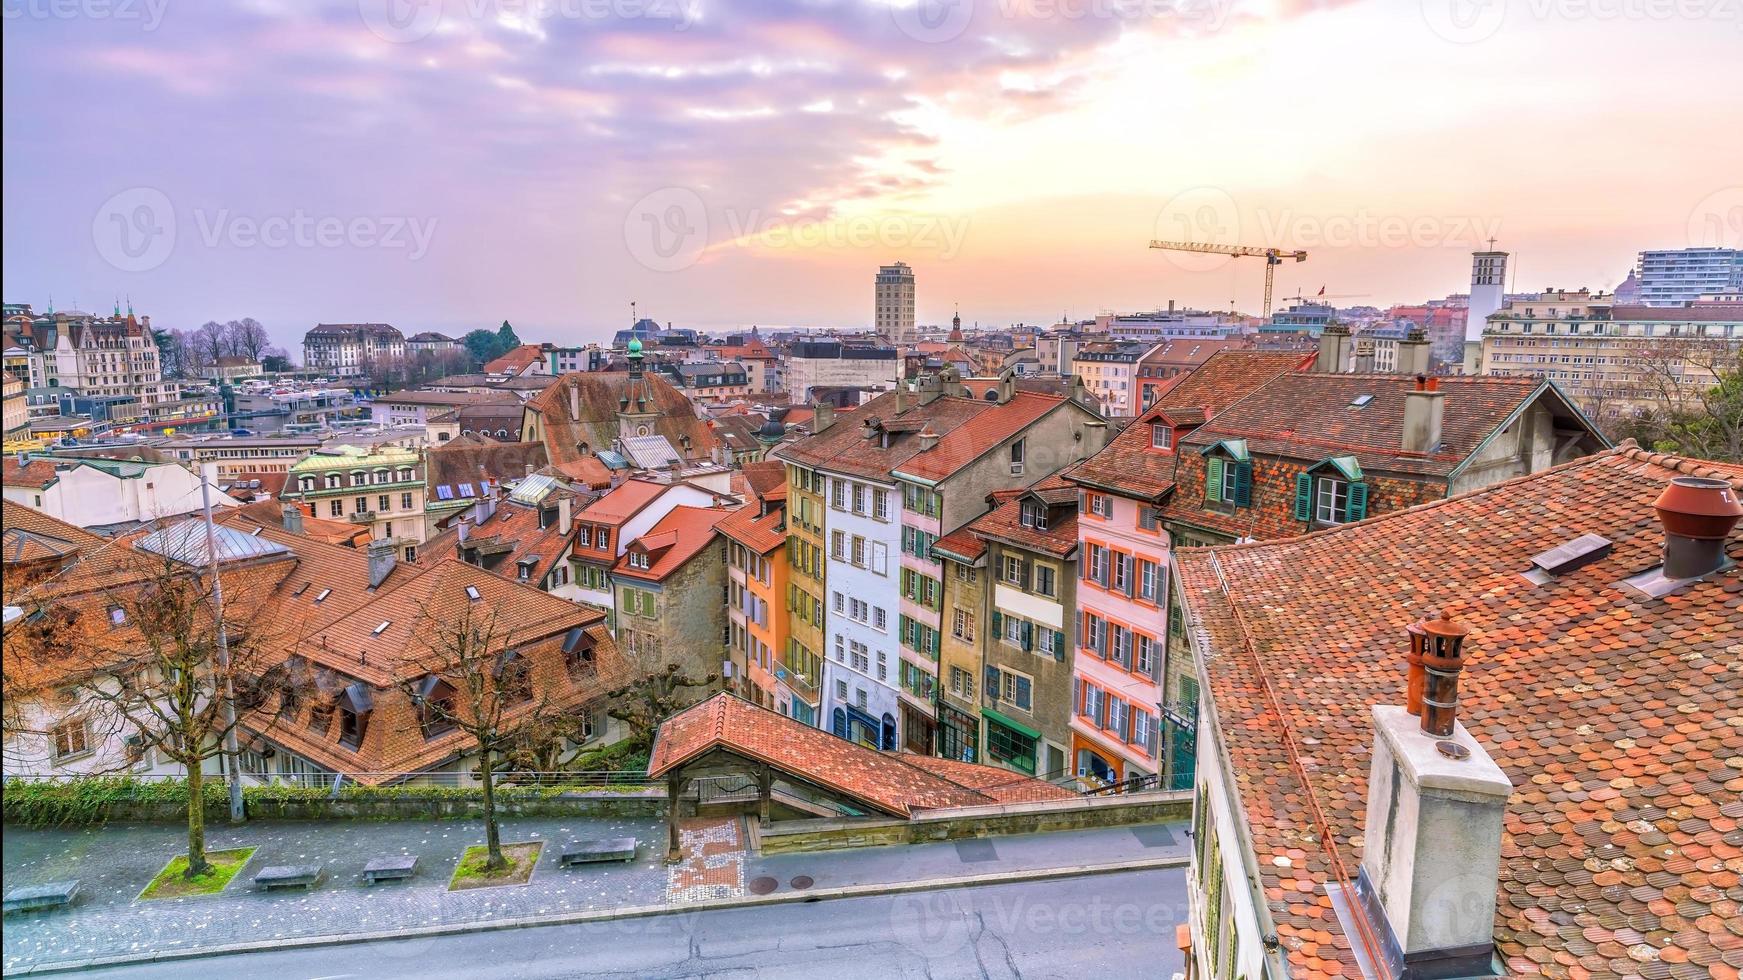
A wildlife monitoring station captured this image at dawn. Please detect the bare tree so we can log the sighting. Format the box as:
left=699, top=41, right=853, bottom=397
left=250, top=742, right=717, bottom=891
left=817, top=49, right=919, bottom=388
left=395, top=603, right=565, bottom=872
left=606, top=659, right=716, bottom=753
left=225, top=318, right=272, bottom=363
left=195, top=321, right=227, bottom=368
left=6, top=548, right=284, bottom=878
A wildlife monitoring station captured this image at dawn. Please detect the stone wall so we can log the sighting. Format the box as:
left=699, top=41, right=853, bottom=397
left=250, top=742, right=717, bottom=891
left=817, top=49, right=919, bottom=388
left=758, top=791, right=1191, bottom=854
left=6, top=787, right=665, bottom=826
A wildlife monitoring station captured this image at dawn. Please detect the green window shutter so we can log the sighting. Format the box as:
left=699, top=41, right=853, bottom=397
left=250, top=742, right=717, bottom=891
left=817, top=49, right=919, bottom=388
left=1232, top=461, right=1253, bottom=507
left=1020, top=621, right=1033, bottom=651
left=1206, top=457, right=1224, bottom=500
left=1293, top=472, right=1313, bottom=521
left=991, top=610, right=1004, bottom=636
left=1347, top=481, right=1370, bottom=522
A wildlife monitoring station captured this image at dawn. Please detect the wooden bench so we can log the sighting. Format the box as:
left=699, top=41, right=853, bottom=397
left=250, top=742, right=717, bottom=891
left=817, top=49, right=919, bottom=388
left=362, top=855, right=418, bottom=885
left=254, top=864, right=323, bottom=891
left=3, top=881, right=80, bottom=914
left=558, top=838, right=637, bottom=867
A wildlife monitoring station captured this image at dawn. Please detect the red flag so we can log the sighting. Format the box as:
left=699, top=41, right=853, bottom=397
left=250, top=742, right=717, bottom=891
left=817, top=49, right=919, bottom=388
left=1317, top=285, right=1326, bottom=297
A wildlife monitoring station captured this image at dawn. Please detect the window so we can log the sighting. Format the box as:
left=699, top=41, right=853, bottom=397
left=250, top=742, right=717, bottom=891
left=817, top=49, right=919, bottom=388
left=985, top=665, right=1033, bottom=712
left=378, top=494, right=391, bottom=512
left=1008, top=439, right=1025, bottom=474
left=1136, top=633, right=1158, bottom=676
left=1087, top=544, right=1108, bottom=585
left=338, top=706, right=369, bottom=749
left=1083, top=612, right=1106, bottom=655
left=949, top=665, right=976, bottom=700
left=1001, top=555, right=1025, bottom=585
left=874, top=490, right=890, bottom=521
left=401, top=492, right=413, bottom=510
left=497, top=652, right=533, bottom=705
left=831, top=530, right=845, bottom=559
left=852, top=484, right=867, bottom=514
left=1087, top=493, right=1112, bottom=518
left=831, top=479, right=846, bottom=510
left=107, top=604, right=127, bottom=627
left=355, top=496, right=369, bottom=514
left=1139, top=560, right=1159, bottom=602
left=1105, top=697, right=1128, bottom=739
left=1205, top=456, right=1251, bottom=507
left=985, top=717, right=1037, bottom=774
left=1150, top=424, right=1172, bottom=450
left=51, top=719, right=91, bottom=760
left=1035, top=564, right=1056, bottom=598
left=330, top=500, right=343, bottom=517
left=1019, top=500, right=1049, bottom=530
left=414, top=677, right=457, bottom=739
left=952, top=607, right=975, bottom=641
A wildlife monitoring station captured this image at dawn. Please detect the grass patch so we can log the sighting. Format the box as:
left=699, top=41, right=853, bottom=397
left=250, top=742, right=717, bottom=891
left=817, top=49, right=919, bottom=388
left=139, top=846, right=258, bottom=901
left=448, top=841, right=543, bottom=891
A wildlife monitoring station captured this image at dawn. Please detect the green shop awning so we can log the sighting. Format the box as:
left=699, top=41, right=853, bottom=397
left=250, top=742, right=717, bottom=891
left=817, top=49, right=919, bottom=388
left=982, top=707, right=1041, bottom=741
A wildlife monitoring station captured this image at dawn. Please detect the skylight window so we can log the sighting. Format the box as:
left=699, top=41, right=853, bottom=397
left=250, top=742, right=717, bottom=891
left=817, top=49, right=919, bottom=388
left=465, top=585, right=481, bottom=601
left=1349, top=394, right=1375, bottom=408
left=436, top=485, right=455, bottom=500
left=291, top=582, right=310, bottom=597
left=314, top=588, right=332, bottom=603
left=459, top=483, right=475, bottom=498
left=372, top=621, right=391, bottom=635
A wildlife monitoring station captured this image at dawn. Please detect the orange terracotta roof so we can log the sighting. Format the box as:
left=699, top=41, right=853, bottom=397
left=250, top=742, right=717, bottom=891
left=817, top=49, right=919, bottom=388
left=716, top=499, right=786, bottom=555
left=218, top=500, right=369, bottom=547
left=1175, top=445, right=1743, bottom=979
left=2, top=458, right=59, bottom=490
left=482, top=343, right=545, bottom=374
left=894, top=392, right=1071, bottom=484
left=932, top=526, right=987, bottom=562
left=577, top=478, right=668, bottom=526
left=965, top=473, right=1079, bottom=558
left=896, top=753, right=1077, bottom=804
left=1065, top=350, right=1311, bottom=500
left=650, top=693, right=1069, bottom=816
left=545, top=456, right=614, bottom=490
left=524, top=371, right=720, bottom=465
left=613, top=505, right=730, bottom=582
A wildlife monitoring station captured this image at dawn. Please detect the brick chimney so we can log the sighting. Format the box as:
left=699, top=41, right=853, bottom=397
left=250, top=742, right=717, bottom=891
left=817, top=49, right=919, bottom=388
left=918, top=425, right=940, bottom=452
left=1354, top=617, right=1511, bottom=979
left=366, top=537, right=396, bottom=589
left=1652, top=476, right=1743, bottom=579
left=281, top=503, right=305, bottom=535
left=1401, top=375, right=1445, bottom=454
left=1315, top=323, right=1352, bottom=373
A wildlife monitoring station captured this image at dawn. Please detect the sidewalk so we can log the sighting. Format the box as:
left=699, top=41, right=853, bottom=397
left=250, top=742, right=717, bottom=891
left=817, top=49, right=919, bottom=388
left=1, top=815, right=1189, bottom=973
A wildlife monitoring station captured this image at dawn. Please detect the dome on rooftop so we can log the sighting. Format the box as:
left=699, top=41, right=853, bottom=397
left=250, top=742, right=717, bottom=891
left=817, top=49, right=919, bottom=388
left=627, top=338, right=643, bottom=355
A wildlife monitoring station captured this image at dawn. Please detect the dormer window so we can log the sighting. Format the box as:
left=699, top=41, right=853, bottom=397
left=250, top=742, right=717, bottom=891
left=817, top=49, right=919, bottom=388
left=1019, top=500, right=1049, bottom=531
left=495, top=651, right=533, bottom=705
left=1294, top=456, right=1369, bottom=526
left=412, top=675, right=458, bottom=739
left=1150, top=424, right=1172, bottom=450
left=562, top=626, right=597, bottom=676
left=337, top=683, right=372, bottom=749
left=1201, top=440, right=1252, bottom=508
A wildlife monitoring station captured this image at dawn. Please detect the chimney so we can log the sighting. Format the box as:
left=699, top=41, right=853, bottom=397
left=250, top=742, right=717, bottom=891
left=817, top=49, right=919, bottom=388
left=456, top=516, right=470, bottom=543
left=366, top=537, right=395, bottom=589
left=812, top=401, right=836, bottom=434
left=1356, top=617, right=1512, bottom=979
left=1315, top=323, right=1352, bottom=373
left=1353, top=339, right=1376, bottom=374
left=1652, top=476, right=1743, bottom=579
left=567, top=380, right=580, bottom=421
left=281, top=503, right=305, bottom=535
left=996, top=368, right=1015, bottom=404
left=918, top=425, right=940, bottom=451
left=558, top=494, right=572, bottom=535
left=1397, top=328, right=1431, bottom=377
left=1401, top=375, right=1445, bottom=454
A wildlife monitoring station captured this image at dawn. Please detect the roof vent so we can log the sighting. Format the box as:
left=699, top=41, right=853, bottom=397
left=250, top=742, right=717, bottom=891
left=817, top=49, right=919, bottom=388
left=1522, top=532, right=1612, bottom=583
left=1654, top=476, right=1741, bottom=580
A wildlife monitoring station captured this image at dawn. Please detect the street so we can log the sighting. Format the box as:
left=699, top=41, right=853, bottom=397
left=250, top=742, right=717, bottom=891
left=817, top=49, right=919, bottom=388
left=76, top=868, right=1187, bottom=979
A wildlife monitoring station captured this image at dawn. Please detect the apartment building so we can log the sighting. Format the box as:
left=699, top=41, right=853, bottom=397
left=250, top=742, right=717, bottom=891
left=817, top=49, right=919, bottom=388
left=781, top=443, right=831, bottom=728
left=567, top=478, right=718, bottom=618
left=610, top=505, right=733, bottom=701
left=2, top=455, right=239, bottom=531
left=1480, top=294, right=1741, bottom=412
left=875, top=261, right=916, bottom=345
left=159, top=435, right=324, bottom=481
left=718, top=463, right=788, bottom=712
left=1633, top=246, right=1743, bottom=306
left=301, top=323, right=406, bottom=378
left=284, top=444, right=428, bottom=560
left=1070, top=341, right=1155, bottom=418
left=1, top=308, right=178, bottom=413
left=776, top=369, right=1107, bottom=752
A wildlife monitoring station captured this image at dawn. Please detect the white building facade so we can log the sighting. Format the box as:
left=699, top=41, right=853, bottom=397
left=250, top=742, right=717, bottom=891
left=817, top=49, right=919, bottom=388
left=818, top=469, right=902, bottom=749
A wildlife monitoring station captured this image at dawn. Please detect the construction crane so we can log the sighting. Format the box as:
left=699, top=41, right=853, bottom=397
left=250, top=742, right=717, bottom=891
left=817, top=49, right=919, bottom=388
left=1148, top=240, right=1307, bottom=317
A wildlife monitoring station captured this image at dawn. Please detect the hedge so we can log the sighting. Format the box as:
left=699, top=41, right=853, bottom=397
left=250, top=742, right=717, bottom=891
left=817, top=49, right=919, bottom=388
left=3, top=777, right=657, bottom=828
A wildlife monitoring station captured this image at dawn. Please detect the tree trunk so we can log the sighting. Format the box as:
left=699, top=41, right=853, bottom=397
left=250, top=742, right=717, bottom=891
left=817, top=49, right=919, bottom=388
left=184, top=766, right=210, bottom=879
left=480, top=745, right=504, bottom=871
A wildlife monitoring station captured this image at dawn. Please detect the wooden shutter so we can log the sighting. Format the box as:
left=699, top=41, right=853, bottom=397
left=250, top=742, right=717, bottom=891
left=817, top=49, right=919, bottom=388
left=991, top=610, right=1004, bottom=637
left=1294, top=472, right=1314, bottom=521
left=1232, top=461, right=1253, bottom=507
left=1020, top=620, right=1034, bottom=652
left=1206, top=457, right=1224, bottom=501
left=1347, top=481, right=1370, bottom=522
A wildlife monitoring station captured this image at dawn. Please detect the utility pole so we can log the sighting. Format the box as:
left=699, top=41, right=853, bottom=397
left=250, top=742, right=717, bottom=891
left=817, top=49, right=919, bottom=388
left=199, top=464, right=247, bottom=824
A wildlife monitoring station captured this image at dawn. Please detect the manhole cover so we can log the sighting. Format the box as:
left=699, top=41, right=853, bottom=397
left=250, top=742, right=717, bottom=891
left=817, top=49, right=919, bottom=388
left=748, top=876, right=779, bottom=895
left=789, top=875, right=814, bottom=890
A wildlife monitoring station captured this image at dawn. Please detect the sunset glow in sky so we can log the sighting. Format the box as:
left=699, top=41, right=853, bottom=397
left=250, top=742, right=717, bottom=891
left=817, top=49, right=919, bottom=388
left=5, top=0, right=1741, bottom=348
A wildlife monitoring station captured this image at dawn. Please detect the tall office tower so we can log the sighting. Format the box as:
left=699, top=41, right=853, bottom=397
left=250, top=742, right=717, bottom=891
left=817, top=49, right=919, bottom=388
left=1462, top=249, right=1508, bottom=373
left=875, top=261, right=916, bottom=345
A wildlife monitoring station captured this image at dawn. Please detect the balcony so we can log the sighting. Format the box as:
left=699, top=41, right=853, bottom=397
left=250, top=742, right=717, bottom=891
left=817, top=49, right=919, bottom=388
left=774, top=662, right=818, bottom=702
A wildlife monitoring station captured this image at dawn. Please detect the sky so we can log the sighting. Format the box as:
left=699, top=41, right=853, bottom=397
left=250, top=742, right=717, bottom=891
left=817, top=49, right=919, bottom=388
left=4, top=0, right=1741, bottom=352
